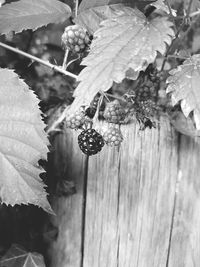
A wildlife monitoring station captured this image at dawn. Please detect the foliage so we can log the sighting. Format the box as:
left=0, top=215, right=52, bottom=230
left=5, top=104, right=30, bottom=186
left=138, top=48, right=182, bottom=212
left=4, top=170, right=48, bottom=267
left=0, top=0, right=199, bottom=262
left=0, top=0, right=71, bottom=34
left=71, top=6, right=174, bottom=111
left=0, top=0, right=198, bottom=209
left=0, top=244, right=46, bottom=267
left=167, top=55, right=200, bottom=129
left=0, top=69, right=52, bottom=213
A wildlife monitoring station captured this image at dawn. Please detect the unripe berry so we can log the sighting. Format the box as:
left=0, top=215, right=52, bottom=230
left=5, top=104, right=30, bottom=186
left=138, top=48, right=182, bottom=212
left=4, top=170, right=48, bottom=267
left=62, top=25, right=90, bottom=54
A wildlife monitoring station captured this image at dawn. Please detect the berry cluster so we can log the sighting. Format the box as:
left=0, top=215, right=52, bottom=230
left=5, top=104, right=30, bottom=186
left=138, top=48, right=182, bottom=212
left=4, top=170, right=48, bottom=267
left=62, top=58, right=165, bottom=155
left=122, top=65, right=163, bottom=129
left=62, top=25, right=90, bottom=54
left=64, top=98, right=126, bottom=155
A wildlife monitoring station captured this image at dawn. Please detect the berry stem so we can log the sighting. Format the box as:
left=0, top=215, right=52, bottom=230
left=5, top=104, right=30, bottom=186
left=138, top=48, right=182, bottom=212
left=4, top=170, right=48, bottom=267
left=62, top=49, right=69, bottom=70
left=0, top=41, right=78, bottom=80
left=75, top=0, right=79, bottom=17
left=105, top=93, right=127, bottom=103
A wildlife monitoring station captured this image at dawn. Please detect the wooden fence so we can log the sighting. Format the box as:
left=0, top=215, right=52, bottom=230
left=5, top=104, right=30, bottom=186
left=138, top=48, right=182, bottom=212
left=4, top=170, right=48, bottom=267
left=48, top=116, right=200, bottom=267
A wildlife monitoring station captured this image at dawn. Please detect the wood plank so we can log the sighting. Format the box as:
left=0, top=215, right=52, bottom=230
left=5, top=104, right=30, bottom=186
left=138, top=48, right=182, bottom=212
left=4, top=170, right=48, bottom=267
left=83, top=118, right=178, bottom=267
left=48, top=129, right=85, bottom=267
left=168, top=135, right=200, bottom=267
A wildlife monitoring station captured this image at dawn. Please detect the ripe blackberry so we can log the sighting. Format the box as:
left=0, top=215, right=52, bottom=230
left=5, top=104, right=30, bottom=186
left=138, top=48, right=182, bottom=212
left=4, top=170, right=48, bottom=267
left=103, top=100, right=125, bottom=124
left=62, top=25, right=90, bottom=53
left=103, top=127, right=123, bottom=146
left=78, top=129, right=104, bottom=155
left=65, top=108, right=86, bottom=129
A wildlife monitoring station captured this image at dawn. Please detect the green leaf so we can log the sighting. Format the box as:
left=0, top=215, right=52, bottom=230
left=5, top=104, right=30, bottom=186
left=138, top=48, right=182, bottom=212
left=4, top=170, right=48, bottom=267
left=151, top=0, right=177, bottom=16
left=0, top=0, right=71, bottom=35
left=79, top=0, right=134, bottom=11
left=0, top=0, right=5, bottom=8
left=79, top=0, right=155, bottom=11
left=0, top=68, right=52, bottom=214
left=76, top=0, right=155, bottom=34
left=167, top=54, right=200, bottom=130
left=75, top=4, right=133, bottom=34
left=0, top=244, right=46, bottom=267
left=169, top=111, right=200, bottom=137
left=71, top=7, right=174, bottom=111
left=168, top=0, right=200, bottom=13
left=184, top=0, right=200, bottom=12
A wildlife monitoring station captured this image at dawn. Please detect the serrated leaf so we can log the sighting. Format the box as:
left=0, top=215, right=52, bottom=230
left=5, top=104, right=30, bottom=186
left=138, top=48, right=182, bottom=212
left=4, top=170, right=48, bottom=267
left=169, top=0, right=200, bottom=12
left=76, top=0, right=155, bottom=34
left=71, top=7, right=174, bottom=111
left=75, top=4, right=134, bottom=34
left=0, top=244, right=46, bottom=267
left=0, top=0, right=71, bottom=35
left=0, top=0, right=5, bottom=8
left=79, top=0, right=154, bottom=11
left=151, top=0, right=177, bottom=16
left=167, top=54, right=200, bottom=130
left=79, top=0, right=135, bottom=11
left=169, top=110, right=200, bottom=137
left=184, top=0, right=200, bottom=12
left=0, top=68, right=52, bottom=214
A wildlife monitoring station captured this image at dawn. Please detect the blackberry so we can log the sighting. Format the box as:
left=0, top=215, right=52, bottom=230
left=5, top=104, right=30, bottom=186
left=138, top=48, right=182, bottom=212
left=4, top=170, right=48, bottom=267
left=103, top=100, right=125, bottom=124
left=62, top=25, right=90, bottom=53
left=65, top=108, right=86, bottom=129
left=103, top=127, right=123, bottom=146
left=78, top=129, right=104, bottom=155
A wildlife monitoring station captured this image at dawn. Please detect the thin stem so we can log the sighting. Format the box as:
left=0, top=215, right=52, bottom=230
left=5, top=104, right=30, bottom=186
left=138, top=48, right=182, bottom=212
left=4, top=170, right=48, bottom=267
left=161, top=0, right=193, bottom=71
left=62, top=49, right=69, bottom=70
left=66, top=55, right=80, bottom=68
left=105, top=93, right=127, bottom=103
left=165, top=0, right=177, bottom=31
left=0, top=41, right=78, bottom=80
left=166, top=54, right=188, bottom=60
left=190, top=10, right=200, bottom=17
left=75, top=0, right=79, bottom=17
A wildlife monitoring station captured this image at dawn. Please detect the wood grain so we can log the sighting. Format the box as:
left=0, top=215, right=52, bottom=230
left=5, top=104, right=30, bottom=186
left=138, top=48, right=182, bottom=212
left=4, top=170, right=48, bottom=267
left=83, top=118, right=178, bottom=267
left=168, top=136, right=200, bottom=267
left=48, top=129, right=86, bottom=267
left=49, top=117, right=200, bottom=267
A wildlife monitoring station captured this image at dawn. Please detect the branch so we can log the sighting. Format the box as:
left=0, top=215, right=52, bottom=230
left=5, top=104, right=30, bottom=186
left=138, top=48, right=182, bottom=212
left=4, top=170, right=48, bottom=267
left=161, top=0, right=194, bottom=71
left=190, top=9, right=200, bottom=17
left=0, top=41, right=78, bottom=80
